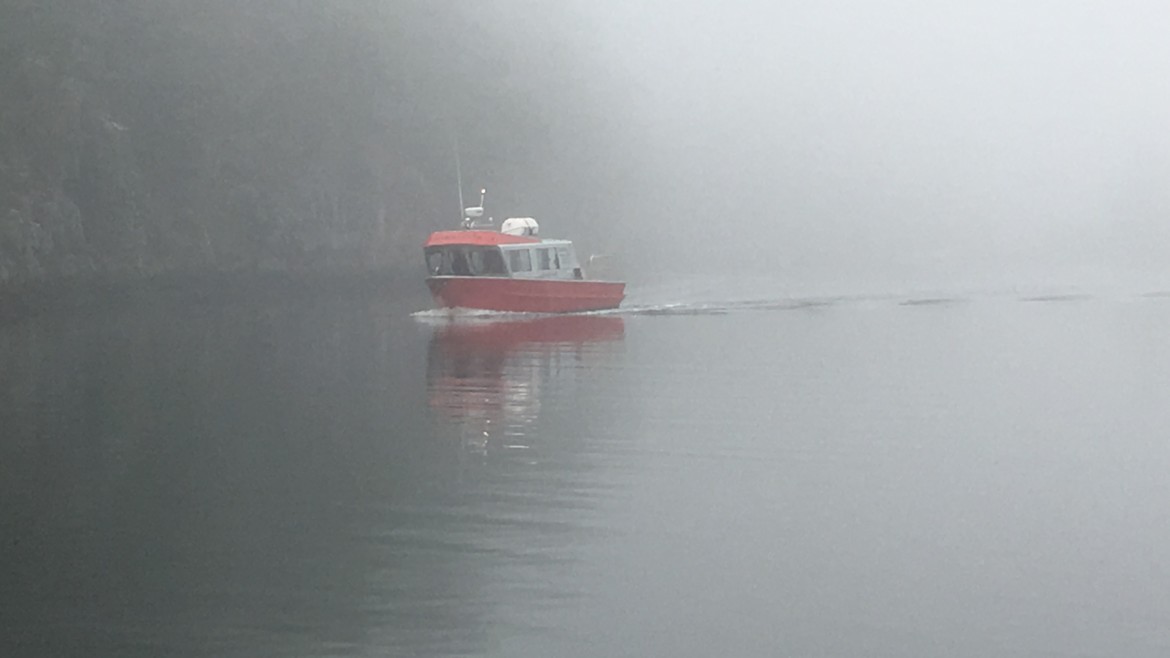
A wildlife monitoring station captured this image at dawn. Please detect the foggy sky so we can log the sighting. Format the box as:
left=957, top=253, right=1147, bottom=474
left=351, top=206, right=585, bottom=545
left=494, top=0, right=1170, bottom=292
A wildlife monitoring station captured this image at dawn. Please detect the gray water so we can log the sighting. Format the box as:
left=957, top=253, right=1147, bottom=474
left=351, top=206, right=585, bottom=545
left=3, top=289, right=1170, bottom=657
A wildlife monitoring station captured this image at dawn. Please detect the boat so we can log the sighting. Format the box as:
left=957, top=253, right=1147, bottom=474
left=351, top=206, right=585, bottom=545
left=422, top=190, right=625, bottom=313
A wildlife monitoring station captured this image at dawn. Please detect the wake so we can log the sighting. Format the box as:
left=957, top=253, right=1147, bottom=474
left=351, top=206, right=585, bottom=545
left=412, top=285, right=1170, bottom=321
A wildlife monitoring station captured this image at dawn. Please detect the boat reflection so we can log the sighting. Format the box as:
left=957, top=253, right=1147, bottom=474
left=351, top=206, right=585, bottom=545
left=426, top=315, right=625, bottom=457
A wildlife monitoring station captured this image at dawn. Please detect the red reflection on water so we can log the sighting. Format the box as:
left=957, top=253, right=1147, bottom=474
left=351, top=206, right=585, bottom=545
left=426, top=315, right=624, bottom=454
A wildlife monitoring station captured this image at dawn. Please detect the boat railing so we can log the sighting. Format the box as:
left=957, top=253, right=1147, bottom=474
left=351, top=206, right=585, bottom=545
left=461, top=216, right=495, bottom=230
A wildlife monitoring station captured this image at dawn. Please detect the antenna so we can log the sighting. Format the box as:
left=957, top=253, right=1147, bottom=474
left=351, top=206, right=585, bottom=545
left=452, top=135, right=489, bottom=229
left=453, top=136, right=465, bottom=222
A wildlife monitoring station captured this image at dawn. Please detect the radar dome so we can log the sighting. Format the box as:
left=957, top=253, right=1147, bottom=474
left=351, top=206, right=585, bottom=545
left=500, top=217, right=539, bottom=237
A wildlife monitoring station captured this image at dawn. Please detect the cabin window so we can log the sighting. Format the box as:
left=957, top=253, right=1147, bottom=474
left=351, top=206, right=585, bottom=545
left=537, top=248, right=553, bottom=270
left=469, top=248, right=506, bottom=275
left=425, top=246, right=506, bottom=276
left=556, top=247, right=571, bottom=270
left=450, top=249, right=471, bottom=275
left=426, top=250, right=443, bottom=275
left=507, top=249, right=532, bottom=272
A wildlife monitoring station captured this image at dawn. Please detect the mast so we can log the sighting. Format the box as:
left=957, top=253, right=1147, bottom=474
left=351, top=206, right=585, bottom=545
left=453, top=135, right=465, bottom=223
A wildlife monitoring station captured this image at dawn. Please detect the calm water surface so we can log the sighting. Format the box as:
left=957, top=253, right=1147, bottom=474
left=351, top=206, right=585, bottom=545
left=3, top=291, right=1170, bottom=657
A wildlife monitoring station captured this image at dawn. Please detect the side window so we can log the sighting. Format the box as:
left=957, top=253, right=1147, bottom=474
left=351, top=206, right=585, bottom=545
left=556, top=247, right=571, bottom=270
left=507, top=249, right=532, bottom=272
left=537, top=248, right=552, bottom=270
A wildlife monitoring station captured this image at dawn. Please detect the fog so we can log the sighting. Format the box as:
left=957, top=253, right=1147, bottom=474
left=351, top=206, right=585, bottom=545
left=495, top=0, right=1170, bottom=293
left=8, top=5, right=1170, bottom=655
left=5, top=1, right=1163, bottom=294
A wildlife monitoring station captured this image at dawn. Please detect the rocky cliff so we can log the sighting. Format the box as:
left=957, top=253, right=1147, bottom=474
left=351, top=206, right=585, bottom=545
left=0, top=1, right=621, bottom=295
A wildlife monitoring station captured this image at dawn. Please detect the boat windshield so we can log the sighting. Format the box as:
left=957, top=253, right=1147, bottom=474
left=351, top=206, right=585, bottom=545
left=425, top=246, right=507, bottom=276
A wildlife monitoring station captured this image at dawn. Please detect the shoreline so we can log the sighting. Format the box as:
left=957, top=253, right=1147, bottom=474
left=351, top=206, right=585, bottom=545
left=0, top=267, right=427, bottom=324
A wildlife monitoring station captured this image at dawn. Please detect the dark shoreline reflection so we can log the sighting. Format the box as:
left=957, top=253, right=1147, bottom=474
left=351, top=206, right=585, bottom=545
left=0, top=301, right=441, bottom=657
left=2, top=303, right=629, bottom=657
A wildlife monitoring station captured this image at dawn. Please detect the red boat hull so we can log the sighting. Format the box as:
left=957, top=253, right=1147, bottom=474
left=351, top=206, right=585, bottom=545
left=426, top=276, right=625, bottom=313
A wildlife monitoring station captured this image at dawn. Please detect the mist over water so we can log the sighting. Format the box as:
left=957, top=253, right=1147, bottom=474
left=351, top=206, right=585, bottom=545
left=545, top=1, right=1170, bottom=292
